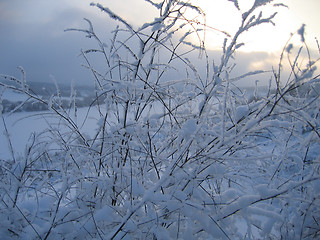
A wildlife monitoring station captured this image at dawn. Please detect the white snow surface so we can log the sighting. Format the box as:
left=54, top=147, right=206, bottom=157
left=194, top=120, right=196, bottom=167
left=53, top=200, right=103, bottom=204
left=0, top=107, right=99, bottom=160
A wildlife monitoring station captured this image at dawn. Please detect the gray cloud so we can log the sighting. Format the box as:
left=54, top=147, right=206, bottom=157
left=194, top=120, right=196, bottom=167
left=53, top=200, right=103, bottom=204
left=0, top=1, right=117, bottom=86
left=2, top=0, right=314, bottom=89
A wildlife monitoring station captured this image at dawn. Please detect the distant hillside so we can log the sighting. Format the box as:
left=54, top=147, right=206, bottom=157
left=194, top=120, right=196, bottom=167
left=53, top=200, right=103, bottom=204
left=1, top=81, right=97, bottom=113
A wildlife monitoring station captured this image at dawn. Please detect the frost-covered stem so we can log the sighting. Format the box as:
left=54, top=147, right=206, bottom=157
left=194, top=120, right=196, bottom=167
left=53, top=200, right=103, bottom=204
left=99, top=113, right=108, bottom=165
left=12, top=183, right=21, bottom=209
left=11, top=134, right=35, bottom=208
left=93, top=112, right=109, bottom=198
left=18, top=66, right=27, bottom=91
left=200, top=2, right=278, bottom=116
left=108, top=167, right=172, bottom=239
left=5, top=193, right=42, bottom=239
left=123, top=100, right=129, bottom=129
left=266, top=82, right=298, bottom=117
left=300, top=196, right=317, bottom=239
left=91, top=211, right=104, bottom=240
left=52, top=128, right=81, bottom=170
left=147, top=129, right=161, bottom=182
left=0, top=79, right=90, bottom=149
left=134, top=32, right=159, bottom=121
left=199, top=22, right=244, bottom=116
left=43, top=192, right=64, bottom=240
left=80, top=50, right=104, bottom=116
left=1, top=115, right=16, bottom=163
left=291, top=46, right=304, bottom=97
left=221, top=176, right=320, bottom=220
left=221, top=81, right=229, bottom=143
left=80, top=49, right=103, bottom=89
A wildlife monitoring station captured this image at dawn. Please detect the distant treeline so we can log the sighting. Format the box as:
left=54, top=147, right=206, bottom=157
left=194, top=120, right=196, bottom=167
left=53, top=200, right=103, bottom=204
left=1, top=95, right=96, bottom=113
left=1, top=81, right=97, bottom=113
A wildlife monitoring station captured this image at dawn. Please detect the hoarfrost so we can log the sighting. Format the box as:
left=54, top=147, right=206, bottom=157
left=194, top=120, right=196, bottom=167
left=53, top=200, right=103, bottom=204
left=94, top=206, right=113, bottom=222
left=235, top=105, right=249, bottom=122
left=179, top=118, right=197, bottom=139
left=297, top=24, right=306, bottom=42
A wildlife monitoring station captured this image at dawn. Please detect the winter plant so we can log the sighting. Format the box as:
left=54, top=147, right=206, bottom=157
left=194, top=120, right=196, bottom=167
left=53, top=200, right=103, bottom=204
left=0, top=0, right=319, bottom=239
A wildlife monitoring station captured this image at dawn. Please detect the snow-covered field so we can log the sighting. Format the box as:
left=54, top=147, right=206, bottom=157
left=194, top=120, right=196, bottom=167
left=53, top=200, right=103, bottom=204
left=1, top=107, right=99, bottom=161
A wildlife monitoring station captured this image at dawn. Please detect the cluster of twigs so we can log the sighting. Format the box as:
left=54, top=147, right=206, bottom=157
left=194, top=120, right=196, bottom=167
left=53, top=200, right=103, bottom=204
left=0, top=0, right=319, bottom=239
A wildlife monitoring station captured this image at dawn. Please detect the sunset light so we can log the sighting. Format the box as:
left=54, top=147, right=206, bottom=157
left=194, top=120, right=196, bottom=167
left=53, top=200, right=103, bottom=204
left=187, top=0, right=319, bottom=53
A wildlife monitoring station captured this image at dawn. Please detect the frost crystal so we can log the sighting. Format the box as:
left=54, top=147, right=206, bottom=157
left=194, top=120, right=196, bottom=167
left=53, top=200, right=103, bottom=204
left=297, top=24, right=306, bottom=42
left=286, top=43, right=293, bottom=53
left=254, top=0, right=274, bottom=7
left=235, top=105, right=249, bottom=122
left=179, top=119, right=197, bottom=139
left=227, top=0, right=240, bottom=10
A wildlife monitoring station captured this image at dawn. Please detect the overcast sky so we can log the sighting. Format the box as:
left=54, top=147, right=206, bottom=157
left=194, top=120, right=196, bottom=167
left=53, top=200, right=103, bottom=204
left=0, top=0, right=319, bottom=87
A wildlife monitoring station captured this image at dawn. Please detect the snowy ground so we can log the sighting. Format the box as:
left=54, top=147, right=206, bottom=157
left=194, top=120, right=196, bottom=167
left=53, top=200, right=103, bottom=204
left=0, top=107, right=99, bottom=161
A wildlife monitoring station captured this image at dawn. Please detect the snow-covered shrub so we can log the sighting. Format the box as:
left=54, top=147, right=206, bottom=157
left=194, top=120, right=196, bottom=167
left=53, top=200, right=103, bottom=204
left=0, top=0, right=319, bottom=239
